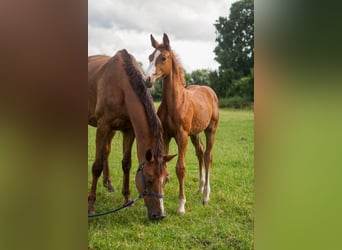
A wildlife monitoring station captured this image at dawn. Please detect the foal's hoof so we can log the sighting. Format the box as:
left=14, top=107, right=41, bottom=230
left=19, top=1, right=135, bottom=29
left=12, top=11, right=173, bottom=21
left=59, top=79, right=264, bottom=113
left=177, top=208, right=186, bottom=215
left=202, top=199, right=209, bottom=206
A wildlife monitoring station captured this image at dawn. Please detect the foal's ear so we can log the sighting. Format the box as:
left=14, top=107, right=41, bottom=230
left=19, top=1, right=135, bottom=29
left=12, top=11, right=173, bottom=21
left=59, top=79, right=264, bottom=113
left=145, top=149, right=154, bottom=162
left=163, top=33, right=170, bottom=49
left=163, top=154, right=177, bottom=163
left=150, top=34, right=159, bottom=48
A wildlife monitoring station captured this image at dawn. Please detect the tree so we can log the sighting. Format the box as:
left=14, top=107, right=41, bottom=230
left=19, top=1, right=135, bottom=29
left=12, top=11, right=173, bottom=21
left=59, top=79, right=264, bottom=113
left=214, top=0, right=254, bottom=77
left=188, top=69, right=211, bottom=86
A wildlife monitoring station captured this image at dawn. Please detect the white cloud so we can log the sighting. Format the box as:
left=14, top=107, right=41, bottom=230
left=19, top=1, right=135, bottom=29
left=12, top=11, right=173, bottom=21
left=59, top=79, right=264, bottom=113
left=88, top=0, right=235, bottom=71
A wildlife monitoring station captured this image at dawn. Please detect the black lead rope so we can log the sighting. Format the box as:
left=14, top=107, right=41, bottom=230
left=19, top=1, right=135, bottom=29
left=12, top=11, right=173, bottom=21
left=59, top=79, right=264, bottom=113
left=88, top=160, right=164, bottom=218
left=88, top=195, right=143, bottom=218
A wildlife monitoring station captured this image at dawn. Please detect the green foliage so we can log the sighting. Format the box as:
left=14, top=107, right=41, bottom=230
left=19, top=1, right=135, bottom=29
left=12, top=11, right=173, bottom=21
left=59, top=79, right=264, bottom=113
left=214, top=0, right=254, bottom=76
left=187, top=69, right=211, bottom=86
left=150, top=79, right=163, bottom=101
left=88, top=109, right=254, bottom=249
left=219, top=96, right=254, bottom=109
left=212, top=0, right=254, bottom=103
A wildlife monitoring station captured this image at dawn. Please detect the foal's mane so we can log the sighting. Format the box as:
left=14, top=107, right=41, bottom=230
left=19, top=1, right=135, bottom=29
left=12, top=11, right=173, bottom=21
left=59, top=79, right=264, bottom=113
left=168, top=49, right=186, bottom=87
left=120, top=49, right=164, bottom=166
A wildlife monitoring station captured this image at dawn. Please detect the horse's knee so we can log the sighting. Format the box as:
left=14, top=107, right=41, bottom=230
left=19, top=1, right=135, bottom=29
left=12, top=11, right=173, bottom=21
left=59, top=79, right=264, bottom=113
left=92, top=162, right=102, bottom=177
left=176, top=165, right=186, bottom=177
left=121, top=158, right=132, bottom=173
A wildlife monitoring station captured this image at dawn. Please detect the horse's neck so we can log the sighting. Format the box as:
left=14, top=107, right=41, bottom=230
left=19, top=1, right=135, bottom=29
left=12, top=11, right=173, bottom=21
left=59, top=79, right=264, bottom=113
left=126, top=102, right=155, bottom=162
left=162, top=65, right=186, bottom=105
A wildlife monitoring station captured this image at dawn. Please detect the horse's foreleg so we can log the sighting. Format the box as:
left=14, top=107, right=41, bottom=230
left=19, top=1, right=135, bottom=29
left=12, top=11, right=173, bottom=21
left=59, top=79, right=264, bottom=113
left=190, top=135, right=205, bottom=193
left=175, top=132, right=189, bottom=214
left=203, top=123, right=218, bottom=205
left=88, top=123, right=113, bottom=215
left=121, top=129, right=135, bottom=204
left=102, top=130, right=115, bottom=192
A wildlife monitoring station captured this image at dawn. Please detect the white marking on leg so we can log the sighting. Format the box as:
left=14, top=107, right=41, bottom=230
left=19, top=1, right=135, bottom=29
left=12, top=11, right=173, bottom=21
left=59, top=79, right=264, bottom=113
left=203, top=174, right=210, bottom=204
left=198, top=167, right=205, bottom=193
left=178, top=198, right=186, bottom=214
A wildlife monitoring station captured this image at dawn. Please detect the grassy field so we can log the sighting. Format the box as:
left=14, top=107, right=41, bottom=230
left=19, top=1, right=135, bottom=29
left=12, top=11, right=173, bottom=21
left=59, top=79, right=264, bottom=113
left=88, top=108, right=254, bottom=249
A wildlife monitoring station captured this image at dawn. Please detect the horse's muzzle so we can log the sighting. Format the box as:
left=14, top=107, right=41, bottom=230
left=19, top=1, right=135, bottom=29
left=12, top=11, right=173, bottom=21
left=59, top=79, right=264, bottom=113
left=145, top=77, right=153, bottom=88
left=149, top=211, right=166, bottom=220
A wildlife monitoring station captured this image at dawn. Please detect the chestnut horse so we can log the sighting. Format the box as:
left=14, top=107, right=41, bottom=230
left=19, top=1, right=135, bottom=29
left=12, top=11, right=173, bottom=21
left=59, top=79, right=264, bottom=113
left=88, top=49, right=175, bottom=220
left=145, top=34, right=219, bottom=214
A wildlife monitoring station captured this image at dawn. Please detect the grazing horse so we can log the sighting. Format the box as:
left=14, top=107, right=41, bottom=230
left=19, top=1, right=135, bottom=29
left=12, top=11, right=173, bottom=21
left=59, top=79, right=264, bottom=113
left=145, top=34, right=219, bottom=214
left=88, top=49, right=175, bottom=220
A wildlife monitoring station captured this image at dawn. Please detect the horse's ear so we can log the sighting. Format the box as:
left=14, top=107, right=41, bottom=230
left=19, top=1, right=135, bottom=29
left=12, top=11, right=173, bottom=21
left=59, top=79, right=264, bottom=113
left=163, top=154, right=177, bottom=163
left=145, top=149, right=154, bottom=162
left=163, top=33, right=170, bottom=49
left=150, top=34, right=159, bottom=48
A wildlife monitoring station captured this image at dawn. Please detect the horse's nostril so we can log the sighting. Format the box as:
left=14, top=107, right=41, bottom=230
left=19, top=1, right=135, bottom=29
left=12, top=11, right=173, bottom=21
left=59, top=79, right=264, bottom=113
left=150, top=213, right=165, bottom=220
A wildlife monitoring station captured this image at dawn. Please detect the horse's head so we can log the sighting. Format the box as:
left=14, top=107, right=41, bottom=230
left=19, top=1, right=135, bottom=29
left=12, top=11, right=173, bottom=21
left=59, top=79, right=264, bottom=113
left=135, top=149, right=176, bottom=220
left=145, top=33, right=173, bottom=87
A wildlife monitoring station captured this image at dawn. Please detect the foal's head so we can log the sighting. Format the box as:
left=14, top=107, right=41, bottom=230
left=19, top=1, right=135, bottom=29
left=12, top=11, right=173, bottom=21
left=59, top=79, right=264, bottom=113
left=145, top=33, right=174, bottom=87
left=135, top=149, right=176, bottom=220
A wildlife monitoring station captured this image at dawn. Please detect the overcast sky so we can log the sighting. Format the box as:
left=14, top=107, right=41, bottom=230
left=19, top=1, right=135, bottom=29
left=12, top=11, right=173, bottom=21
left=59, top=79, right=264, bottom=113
left=88, top=0, right=235, bottom=72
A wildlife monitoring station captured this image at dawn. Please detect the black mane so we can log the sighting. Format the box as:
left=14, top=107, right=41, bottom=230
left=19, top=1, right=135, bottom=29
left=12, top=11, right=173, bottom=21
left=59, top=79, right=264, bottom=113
left=120, top=49, right=164, bottom=165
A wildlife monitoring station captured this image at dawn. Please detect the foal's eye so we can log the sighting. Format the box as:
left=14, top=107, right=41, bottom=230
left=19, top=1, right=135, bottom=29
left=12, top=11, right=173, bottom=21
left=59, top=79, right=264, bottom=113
left=147, top=180, right=153, bottom=185
left=161, top=55, right=167, bottom=62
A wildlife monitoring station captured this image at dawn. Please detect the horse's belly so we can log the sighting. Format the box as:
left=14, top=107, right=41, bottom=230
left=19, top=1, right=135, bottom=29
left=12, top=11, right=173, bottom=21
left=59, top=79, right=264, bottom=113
left=110, top=118, right=131, bottom=130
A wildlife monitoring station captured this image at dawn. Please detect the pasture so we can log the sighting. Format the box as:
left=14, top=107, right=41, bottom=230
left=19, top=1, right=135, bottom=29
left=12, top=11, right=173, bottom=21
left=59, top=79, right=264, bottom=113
left=88, top=108, right=254, bottom=249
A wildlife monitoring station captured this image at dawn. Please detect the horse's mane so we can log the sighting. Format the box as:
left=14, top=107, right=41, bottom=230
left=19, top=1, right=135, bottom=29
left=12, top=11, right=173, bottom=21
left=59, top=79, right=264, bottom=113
left=120, top=49, right=164, bottom=168
left=169, top=50, right=186, bottom=87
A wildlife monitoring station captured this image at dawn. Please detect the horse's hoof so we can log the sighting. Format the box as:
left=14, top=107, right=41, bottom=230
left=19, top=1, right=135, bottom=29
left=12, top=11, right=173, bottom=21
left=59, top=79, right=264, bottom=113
left=202, top=199, right=209, bottom=206
left=177, top=209, right=186, bottom=215
left=88, top=210, right=96, bottom=216
left=103, top=181, right=115, bottom=192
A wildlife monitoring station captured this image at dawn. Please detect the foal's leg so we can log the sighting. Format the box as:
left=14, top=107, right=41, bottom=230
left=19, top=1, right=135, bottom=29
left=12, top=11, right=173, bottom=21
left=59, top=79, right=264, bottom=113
left=175, top=131, right=189, bottom=214
left=190, top=135, right=205, bottom=193
left=102, top=130, right=115, bottom=192
left=121, top=129, right=135, bottom=204
left=163, top=133, right=171, bottom=155
left=88, top=123, right=113, bottom=215
left=203, top=123, right=218, bottom=205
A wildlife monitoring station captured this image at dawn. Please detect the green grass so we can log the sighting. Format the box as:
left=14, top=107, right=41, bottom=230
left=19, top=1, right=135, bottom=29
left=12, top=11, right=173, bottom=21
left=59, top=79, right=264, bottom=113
left=88, top=109, right=254, bottom=249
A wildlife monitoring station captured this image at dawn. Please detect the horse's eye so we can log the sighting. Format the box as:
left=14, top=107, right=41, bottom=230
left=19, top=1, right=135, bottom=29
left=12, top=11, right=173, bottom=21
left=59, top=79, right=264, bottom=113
left=147, top=179, right=153, bottom=185
left=161, top=55, right=167, bottom=62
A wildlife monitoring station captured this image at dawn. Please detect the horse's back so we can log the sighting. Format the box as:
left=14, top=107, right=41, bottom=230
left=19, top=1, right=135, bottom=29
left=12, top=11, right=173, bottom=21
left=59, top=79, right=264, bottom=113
left=88, top=54, right=122, bottom=127
left=88, top=51, right=141, bottom=129
left=187, top=85, right=219, bottom=119
left=182, top=85, right=219, bottom=134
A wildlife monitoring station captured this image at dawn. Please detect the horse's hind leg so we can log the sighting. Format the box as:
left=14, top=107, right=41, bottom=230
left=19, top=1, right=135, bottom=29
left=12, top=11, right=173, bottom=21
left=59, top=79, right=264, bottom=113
left=203, top=122, right=218, bottom=205
left=121, top=129, right=135, bottom=204
left=102, top=130, right=115, bottom=192
left=190, top=135, right=205, bottom=193
left=88, top=123, right=113, bottom=215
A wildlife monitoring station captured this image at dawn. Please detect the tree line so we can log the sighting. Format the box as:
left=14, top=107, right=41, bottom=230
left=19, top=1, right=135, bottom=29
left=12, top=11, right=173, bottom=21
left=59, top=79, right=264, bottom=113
left=151, top=0, right=254, bottom=108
